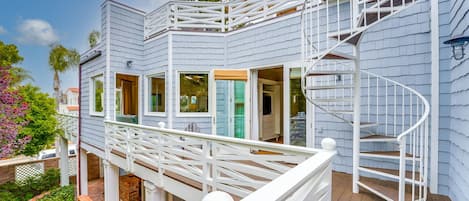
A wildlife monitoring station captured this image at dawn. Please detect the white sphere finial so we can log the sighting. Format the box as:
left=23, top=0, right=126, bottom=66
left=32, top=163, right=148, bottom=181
left=202, top=191, right=234, bottom=201
left=321, top=138, right=336, bottom=151
left=158, top=122, right=166, bottom=128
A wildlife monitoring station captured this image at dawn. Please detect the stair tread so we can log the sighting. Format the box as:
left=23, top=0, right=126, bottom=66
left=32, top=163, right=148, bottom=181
left=327, top=109, right=354, bottom=114
left=307, top=70, right=355, bottom=76
left=361, top=134, right=397, bottom=142
left=350, top=121, right=378, bottom=128
left=360, top=166, right=421, bottom=180
left=359, top=175, right=422, bottom=201
left=311, top=51, right=356, bottom=60
left=306, top=85, right=353, bottom=90
left=327, top=28, right=365, bottom=45
left=360, top=151, right=418, bottom=159
left=312, top=98, right=353, bottom=102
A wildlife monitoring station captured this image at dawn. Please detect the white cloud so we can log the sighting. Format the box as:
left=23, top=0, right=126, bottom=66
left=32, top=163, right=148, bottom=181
left=0, top=26, right=6, bottom=34
left=17, top=19, right=59, bottom=46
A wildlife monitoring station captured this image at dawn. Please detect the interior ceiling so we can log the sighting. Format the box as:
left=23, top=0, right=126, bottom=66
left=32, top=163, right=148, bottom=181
left=258, top=67, right=283, bottom=81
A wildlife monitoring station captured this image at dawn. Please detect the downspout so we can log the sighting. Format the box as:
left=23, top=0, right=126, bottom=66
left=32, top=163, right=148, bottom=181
left=77, top=64, right=82, bottom=195
left=430, top=0, right=439, bottom=194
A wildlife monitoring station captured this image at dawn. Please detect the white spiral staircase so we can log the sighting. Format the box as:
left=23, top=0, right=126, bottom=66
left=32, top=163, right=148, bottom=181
left=301, top=0, right=430, bottom=200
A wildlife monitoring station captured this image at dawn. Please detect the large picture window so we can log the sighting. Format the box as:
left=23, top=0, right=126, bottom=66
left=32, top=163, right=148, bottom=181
left=148, top=73, right=166, bottom=113
left=179, top=73, right=209, bottom=113
left=91, top=74, right=104, bottom=115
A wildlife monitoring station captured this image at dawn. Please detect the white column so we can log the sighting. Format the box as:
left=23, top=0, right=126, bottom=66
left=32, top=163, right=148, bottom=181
left=103, top=160, right=119, bottom=201
left=79, top=148, right=88, bottom=195
left=58, top=136, right=69, bottom=186
left=144, top=180, right=164, bottom=201
left=352, top=45, right=361, bottom=193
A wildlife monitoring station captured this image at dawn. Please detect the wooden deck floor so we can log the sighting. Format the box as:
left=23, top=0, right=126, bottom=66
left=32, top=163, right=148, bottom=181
left=86, top=172, right=450, bottom=201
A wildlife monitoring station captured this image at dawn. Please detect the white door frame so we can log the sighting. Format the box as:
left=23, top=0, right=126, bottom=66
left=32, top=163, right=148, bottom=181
left=210, top=71, right=250, bottom=139
left=284, top=62, right=315, bottom=148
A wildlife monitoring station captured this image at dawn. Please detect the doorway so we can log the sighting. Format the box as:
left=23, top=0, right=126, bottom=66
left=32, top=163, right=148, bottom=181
left=115, top=74, right=139, bottom=124
left=257, top=67, right=284, bottom=143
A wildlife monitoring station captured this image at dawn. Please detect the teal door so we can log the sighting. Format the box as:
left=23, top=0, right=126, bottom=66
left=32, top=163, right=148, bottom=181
left=215, top=80, right=246, bottom=139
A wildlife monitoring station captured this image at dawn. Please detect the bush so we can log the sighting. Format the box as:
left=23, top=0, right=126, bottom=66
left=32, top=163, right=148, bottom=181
left=39, top=185, right=75, bottom=201
left=0, top=169, right=60, bottom=201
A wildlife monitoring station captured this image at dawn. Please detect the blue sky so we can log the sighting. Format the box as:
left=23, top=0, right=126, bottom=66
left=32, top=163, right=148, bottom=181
left=0, top=0, right=166, bottom=94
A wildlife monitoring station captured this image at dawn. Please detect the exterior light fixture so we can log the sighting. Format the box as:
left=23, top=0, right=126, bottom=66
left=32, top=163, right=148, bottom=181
left=443, top=36, right=469, bottom=60
left=126, top=60, right=133, bottom=68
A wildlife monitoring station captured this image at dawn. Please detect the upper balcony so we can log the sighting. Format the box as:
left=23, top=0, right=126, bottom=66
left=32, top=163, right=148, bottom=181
left=144, top=0, right=304, bottom=39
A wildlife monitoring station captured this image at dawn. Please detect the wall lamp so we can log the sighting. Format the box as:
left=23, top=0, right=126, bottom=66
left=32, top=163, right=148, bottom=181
left=126, top=60, right=133, bottom=68
left=444, top=36, right=469, bottom=60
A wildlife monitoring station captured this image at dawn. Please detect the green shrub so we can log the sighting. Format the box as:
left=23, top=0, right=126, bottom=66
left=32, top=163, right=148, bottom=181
left=0, top=169, right=60, bottom=201
left=39, top=185, right=75, bottom=201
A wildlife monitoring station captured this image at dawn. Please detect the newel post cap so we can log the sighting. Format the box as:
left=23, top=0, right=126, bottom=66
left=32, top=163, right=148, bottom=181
left=321, top=138, right=336, bottom=151
left=202, top=191, right=234, bottom=201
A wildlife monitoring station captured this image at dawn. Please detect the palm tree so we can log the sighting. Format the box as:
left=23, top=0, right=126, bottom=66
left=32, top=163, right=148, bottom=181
left=48, top=44, right=80, bottom=109
left=10, top=67, right=33, bottom=86
left=88, top=30, right=100, bottom=48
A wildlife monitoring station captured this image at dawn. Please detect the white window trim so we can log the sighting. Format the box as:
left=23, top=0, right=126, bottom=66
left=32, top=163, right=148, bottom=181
left=89, top=72, right=105, bottom=117
left=144, top=71, right=167, bottom=117
left=176, top=71, right=212, bottom=117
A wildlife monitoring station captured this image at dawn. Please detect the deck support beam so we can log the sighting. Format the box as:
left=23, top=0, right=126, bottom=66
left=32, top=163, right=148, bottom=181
left=79, top=148, right=88, bottom=195
left=144, top=180, right=165, bottom=201
left=58, top=136, right=69, bottom=186
left=104, top=160, right=119, bottom=201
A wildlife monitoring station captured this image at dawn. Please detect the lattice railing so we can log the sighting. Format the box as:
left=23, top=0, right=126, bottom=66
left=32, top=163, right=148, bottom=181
left=143, top=0, right=303, bottom=39
left=104, top=120, right=336, bottom=200
left=57, top=113, right=79, bottom=143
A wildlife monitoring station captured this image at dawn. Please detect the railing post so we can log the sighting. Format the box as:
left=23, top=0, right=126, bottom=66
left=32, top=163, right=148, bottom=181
left=202, top=141, right=211, bottom=195
left=398, top=137, right=407, bottom=201
left=352, top=45, right=361, bottom=193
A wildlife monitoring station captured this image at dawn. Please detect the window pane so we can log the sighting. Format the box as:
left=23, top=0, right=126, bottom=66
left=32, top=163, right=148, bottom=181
left=94, top=76, right=104, bottom=113
left=149, top=74, right=165, bottom=112
left=290, top=68, right=306, bottom=147
left=180, top=73, right=209, bottom=113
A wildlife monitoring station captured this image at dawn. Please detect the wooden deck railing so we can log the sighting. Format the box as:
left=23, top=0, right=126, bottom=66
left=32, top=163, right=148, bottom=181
left=57, top=113, right=79, bottom=143
left=104, top=120, right=335, bottom=200
left=144, top=0, right=303, bottom=39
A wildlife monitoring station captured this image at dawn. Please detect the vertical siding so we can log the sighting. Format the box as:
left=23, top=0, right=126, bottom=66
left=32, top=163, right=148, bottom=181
left=80, top=47, right=106, bottom=148
left=446, top=0, right=469, bottom=199
left=141, top=36, right=169, bottom=127
left=171, top=34, right=225, bottom=133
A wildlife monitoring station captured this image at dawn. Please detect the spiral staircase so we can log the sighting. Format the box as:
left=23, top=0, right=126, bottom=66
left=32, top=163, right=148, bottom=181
left=300, top=0, right=430, bottom=200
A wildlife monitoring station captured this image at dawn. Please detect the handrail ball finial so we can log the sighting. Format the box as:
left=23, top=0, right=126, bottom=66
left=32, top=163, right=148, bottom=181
left=158, top=122, right=166, bottom=128
left=202, top=191, right=234, bottom=201
left=321, top=138, right=337, bottom=151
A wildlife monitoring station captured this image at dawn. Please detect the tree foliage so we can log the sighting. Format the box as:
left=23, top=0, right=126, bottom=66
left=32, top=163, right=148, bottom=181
left=0, top=66, right=30, bottom=158
left=88, top=30, right=100, bottom=48
left=18, top=85, right=58, bottom=156
left=0, top=41, right=32, bottom=86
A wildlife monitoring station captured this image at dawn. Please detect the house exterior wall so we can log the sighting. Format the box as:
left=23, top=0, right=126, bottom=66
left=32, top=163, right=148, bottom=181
left=445, top=0, right=469, bottom=199
left=77, top=0, right=465, bottom=196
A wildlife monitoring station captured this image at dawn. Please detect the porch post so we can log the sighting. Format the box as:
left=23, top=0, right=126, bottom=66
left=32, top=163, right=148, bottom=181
left=144, top=180, right=165, bottom=201
left=103, top=160, right=119, bottom=201
left=58, top=136, right=69, bottom=186
left=79, top=148, right=88, bottom=195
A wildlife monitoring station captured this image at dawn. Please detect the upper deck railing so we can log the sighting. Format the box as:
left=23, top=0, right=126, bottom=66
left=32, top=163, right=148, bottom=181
left=104, top=120, right=336, bottom=200
left=144, top=0, right=304, bottom=39
left=57, top=113, right=79, bottom=143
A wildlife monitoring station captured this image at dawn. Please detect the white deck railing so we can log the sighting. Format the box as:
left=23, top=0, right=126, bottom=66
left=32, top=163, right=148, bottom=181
left=104, top=120, right=335, bottom=200
left=144, top=0, right=303, bottom=39
left=57, top=113, right=79, bottom=143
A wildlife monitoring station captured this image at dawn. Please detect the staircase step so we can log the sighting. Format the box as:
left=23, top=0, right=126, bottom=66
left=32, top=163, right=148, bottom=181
left=358, top=175, right=423, bottom=201
left=306, top=85, right=353, bottom=90
left=350, top=121, right=379, bottom=128
left=326, top=109, right=354, bottom=114
left=310, top=51, right=356, bottom=60
left=360, top=151, right=420, bottom=161
left=307, top=70, right=355, bottom=76
left=360, top=134, right=397, bottom=142
left=327, top=28, right=365, bottom=45
left=312, top=98, right=353, bottom=103
left=359, top=166, right=422, bottom=182
left=358, top=10, right=392, bottom=27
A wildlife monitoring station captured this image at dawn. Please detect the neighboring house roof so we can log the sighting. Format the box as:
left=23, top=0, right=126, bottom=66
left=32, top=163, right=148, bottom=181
left=68, top=88, right=79, bottom=93
left=67, top=106, right=79, bottom=111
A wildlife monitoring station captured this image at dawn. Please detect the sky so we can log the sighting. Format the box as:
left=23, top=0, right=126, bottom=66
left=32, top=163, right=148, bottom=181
left=0, top=0, right=167, bottom=95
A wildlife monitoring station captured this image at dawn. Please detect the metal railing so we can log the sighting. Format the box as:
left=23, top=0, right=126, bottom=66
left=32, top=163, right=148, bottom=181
left=104, top=120, right=336, bottom=200
left=143, top=0, right=303, bottom=39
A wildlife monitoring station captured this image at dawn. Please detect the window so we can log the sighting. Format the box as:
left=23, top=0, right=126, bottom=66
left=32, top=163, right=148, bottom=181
left=91, top=74, right=104, bottom=115
left=179, top=73, right=209, bottom=113
left=147, top=73, right=166, bottom=113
